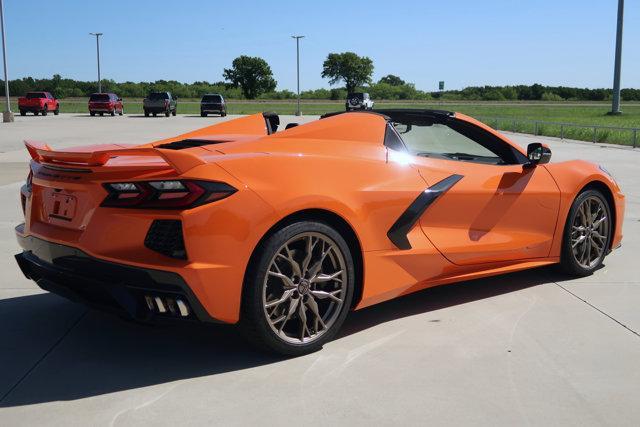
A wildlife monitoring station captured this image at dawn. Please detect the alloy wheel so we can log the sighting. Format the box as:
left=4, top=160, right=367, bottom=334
left=570, top=196, right=609, bottom=269
left=262, top=232, right=347, bottom=344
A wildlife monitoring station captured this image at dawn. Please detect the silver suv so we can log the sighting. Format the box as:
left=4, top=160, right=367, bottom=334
left=345, top=92, right=374, bottom=111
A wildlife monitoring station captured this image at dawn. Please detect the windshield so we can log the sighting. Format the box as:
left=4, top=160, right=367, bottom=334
left=26, top=92, right=46, bottom=99
left=202, top=95, right=222, bottom=102
left=89, top=94, right=110, bottom=102
left=348, top=93, right=364, bottom=100
left=148, top=92, right=169, bottom=100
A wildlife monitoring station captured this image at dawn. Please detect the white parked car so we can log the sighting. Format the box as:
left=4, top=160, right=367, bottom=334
left=345, top=92, right=374, bottom=111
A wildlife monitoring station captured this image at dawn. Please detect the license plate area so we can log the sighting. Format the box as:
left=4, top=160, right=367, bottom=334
left=45, top=192, right=77, bottom=222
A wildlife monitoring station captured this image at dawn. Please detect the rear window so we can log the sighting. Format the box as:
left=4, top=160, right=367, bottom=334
left=148, top=92, right=169, bottom=100
left=202, top=95, right=222, bottom=102
left=26, top=92, right=46, bottom=99
left=348, top=93, right=364, bottom=100
left=89, top=94, right=110, bottom=102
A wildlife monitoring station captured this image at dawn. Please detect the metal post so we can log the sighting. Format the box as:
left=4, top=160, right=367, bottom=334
left=560, top=125, right=564, bottom=140
left=90, top=33, right=103, bottom=93
left=534, top=122, right=539, bottom=135
left=610, top=0, right=624, bottom=115
left=291, top=35, right=304, bottom=116
left=633, top=129, right=637, bottom=148
left=1, top=0, right=13, bottom=122
left=593, top=127, right=597, bottom=143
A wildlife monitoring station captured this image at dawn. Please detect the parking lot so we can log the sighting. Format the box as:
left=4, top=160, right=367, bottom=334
left=0, top=114, right=639, bottom=425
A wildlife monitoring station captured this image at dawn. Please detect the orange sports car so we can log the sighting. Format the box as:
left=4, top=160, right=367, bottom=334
left=15, top=110, right=625, bottom=355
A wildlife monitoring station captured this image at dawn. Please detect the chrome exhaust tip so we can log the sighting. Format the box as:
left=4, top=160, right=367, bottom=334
left=154, top=296, right=166, bottom=313
left=176, top=299, right=190, bottom=317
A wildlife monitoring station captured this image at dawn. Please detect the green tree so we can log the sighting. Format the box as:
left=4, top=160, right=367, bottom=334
left=378, top=74, right=405, bottom=86
left=321, top=52, right=374, bottom=93
left=223, top=56, right=277, bottom=99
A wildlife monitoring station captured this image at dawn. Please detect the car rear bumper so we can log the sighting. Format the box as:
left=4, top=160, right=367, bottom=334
left=19, top=106, right=45, bottom=112
left=144, top=105, right=171, bottom=113
left=14, top=228, right=222, bottom=324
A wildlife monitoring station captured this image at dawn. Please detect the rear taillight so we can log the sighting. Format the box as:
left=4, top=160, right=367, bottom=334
left=101, top=180, right=236, bottom=209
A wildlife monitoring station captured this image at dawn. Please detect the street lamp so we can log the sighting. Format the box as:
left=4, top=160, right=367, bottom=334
left=291, top=35, right=304, bottom=116
left=609, top=0, right=624, bottom=115
left=1, top=0, right=14, bottom=123
left=89, top=32, right=103, bottom=93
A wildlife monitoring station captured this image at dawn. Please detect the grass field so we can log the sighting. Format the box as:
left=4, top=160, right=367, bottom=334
left=8, top=100, right=640, bottom=146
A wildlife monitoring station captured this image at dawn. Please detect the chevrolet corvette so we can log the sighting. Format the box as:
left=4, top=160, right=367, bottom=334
left=15, top=110, right=625, bottom=355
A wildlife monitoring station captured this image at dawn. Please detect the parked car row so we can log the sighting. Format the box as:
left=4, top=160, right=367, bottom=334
left=15, top=91, right=229, bottom=118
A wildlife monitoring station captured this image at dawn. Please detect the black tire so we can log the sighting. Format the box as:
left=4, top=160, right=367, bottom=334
left=53, top=105, right=59, bottom=115
left=110, top=109, right=115, bottom=116
left=201, top=112, right=207, bottom=117
left=165, top=109, right=170, bottom=117
left=221, top=111, right=227, bottom=117
left=90, top=111, right=95, bottom=116
left=119, top=108, right=123, bottom=116
left=240, top=221, right=355, bottom=356
left=152, top=112, right=157, bottom=117
left=144, top=110, right=149, bottom=117
left=20, top=110, right=26, bottom=116
left=33, top=111, right=39, bottom=116
left=99, top=112, right=104, bottom=116
left=41, top=106, right=48, bottom=116
left=559, top=189, right=612, bottom=276
left=171, top=108, right=177, bottom=116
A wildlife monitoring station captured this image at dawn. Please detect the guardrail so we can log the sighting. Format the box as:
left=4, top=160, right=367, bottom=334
left=478, top=116, right=639, bottom=148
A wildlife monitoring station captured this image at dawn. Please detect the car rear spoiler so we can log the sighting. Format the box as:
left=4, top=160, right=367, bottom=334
left=24, top=141, right=206, bottom=175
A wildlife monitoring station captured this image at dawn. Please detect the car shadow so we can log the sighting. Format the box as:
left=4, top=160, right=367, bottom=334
left=0, top=265, right=572, bottom=407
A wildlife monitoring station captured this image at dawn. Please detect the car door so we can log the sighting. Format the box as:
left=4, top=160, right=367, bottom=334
left=391, top=119, right=560, bottom=265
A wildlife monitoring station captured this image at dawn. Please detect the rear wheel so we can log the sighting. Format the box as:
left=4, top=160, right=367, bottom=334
left=171, top=108, right=177, bottom=116
left=165, top=109, right=170, bottom=117
left=110, top=109, right=115, bottom=116
left=20, top=110, right=26, bottom=116
left=144, top=110, right=149, bottom=117
left=241, top=221, right=354, bottom=356
left=201, top=112, right=207, bottom=117
left=152, top=112, right=157, bottom=117
left=99, top=112, right=104, bottom=116
left=53, top=105, right=59, bottom=115
left=560, top=189, right=612, bottom=276
left=41, top=105, right=48, bottom=116
left=90, top=111, right=96, bottom=116
left=221, top=111, right=227, bottom=117
left=33, top=111, right=39, bottom=116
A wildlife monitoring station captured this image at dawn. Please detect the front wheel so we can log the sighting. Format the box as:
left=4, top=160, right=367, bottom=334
left=165, top=109, right=170, bottom=117
left=110, top=109, right=115, bottom=116
left=53, top=105, right=60, bottom=115
left=20, top=110, right=26, bottom=116
left=241, top=221, right=354, bottom=356
left=201, top=111, right=207, bottom=117
left=41, top=106, right=48, bottom=116
left=560, top=189, right=612, bottom=276
left=144, top=110, right=149, bottom=117
left=171, top=108, right=177, bottom=116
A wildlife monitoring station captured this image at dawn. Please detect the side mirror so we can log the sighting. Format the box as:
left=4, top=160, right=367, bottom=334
left=525, top=143, right=552, bottom=167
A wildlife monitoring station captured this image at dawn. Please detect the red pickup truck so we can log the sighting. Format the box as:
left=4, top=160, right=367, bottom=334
left=18, top=92, right=60, bottom=116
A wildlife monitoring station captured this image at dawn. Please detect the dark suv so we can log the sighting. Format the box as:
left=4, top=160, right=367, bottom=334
left=200, top=94, right=227, bottom=117
left=143, top=92, right=177, bottom=117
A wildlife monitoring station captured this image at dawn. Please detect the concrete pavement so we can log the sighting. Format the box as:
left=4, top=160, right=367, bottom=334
left=0, top=114, right=638, bottom=426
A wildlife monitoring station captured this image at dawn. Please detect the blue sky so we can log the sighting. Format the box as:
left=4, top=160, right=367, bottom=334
left=3, top=0, right=638, bottom=91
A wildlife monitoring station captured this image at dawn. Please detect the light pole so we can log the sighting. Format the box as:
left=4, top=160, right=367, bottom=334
left=89, top=32, right=103, bottom=93
left=291, top=35, right=304, bottom=116
left=609, top=0, right=624, bottom=115
left=1, top=0, right=14, bottom=123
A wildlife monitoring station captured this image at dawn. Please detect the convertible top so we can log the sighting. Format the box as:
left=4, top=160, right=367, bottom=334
left=320, top=108, right=455, bottom=124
